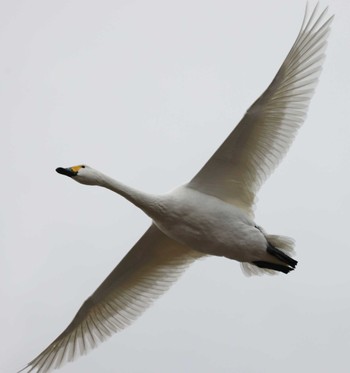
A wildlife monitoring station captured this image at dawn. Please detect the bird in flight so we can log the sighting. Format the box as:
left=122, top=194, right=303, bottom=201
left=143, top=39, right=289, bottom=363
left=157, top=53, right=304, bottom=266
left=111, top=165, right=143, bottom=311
left=21, top=4, right=333, bottom=372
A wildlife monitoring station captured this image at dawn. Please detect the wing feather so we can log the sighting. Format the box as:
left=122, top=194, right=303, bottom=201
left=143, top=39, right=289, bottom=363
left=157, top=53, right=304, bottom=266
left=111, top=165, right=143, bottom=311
left=21, top=225, right=202, bottom=373
left=188, top=4, right=333, bottom=217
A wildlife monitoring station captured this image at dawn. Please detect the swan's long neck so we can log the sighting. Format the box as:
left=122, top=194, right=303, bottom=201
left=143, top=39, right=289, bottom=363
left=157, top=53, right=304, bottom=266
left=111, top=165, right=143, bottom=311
left=98, top=173, right=162, bottom=217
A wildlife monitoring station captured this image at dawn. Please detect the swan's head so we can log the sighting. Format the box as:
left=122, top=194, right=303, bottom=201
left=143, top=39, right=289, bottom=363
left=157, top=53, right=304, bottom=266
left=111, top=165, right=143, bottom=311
left=56, top=165, right=103, bottom=186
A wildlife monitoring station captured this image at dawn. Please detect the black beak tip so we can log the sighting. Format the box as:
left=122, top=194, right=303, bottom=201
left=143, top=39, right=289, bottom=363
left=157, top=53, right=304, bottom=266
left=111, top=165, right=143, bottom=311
left=56, top=167, right=76, bottom=177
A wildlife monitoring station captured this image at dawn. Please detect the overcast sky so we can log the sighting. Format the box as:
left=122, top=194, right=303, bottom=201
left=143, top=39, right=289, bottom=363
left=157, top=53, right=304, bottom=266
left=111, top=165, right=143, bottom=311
left=2, top=0, right=350, bottom=372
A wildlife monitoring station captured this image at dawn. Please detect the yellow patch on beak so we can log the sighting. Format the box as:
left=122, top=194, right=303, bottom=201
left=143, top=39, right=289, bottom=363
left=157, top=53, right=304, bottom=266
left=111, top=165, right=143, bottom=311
left=71, top=165, right=83, bottom=173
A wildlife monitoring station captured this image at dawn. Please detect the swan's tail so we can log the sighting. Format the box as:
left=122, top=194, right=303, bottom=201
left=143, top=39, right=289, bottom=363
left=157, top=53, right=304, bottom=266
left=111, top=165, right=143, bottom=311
left=266, top=243, right=297, bottom=268
left=241, top=234, right=297, bottom=276
left=252, top=243, right=297, bottom=274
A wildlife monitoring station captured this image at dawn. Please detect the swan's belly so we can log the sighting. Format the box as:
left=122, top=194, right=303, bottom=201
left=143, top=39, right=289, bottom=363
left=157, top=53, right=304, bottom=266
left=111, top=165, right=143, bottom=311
left=152, top=187, right=267, bottom=262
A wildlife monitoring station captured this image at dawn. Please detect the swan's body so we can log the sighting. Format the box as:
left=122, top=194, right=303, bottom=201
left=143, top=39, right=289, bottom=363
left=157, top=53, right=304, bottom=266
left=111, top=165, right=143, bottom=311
left=147, top=186, right=266, bottom=261
left=21, top=4, right=333, bottom=373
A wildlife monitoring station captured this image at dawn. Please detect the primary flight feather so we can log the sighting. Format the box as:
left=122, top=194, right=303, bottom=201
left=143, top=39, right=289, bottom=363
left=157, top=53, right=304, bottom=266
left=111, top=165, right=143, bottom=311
left=21, top=4, right=333, bottom=372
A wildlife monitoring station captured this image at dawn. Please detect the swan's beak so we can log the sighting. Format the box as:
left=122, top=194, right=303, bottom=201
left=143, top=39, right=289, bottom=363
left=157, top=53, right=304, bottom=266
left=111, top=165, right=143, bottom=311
left=56, top=167, right=78, bottom=177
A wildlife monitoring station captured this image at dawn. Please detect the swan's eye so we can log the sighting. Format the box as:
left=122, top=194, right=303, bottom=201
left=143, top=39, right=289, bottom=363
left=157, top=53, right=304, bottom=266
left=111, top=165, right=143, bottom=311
left=81, top=165, right=85, bottom=168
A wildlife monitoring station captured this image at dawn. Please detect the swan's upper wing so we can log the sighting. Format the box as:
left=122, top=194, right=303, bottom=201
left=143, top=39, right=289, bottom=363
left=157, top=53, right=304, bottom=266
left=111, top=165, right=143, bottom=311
left=21, top=225, right=203, bottom=373
left=188, top=5, right=333, bottom=217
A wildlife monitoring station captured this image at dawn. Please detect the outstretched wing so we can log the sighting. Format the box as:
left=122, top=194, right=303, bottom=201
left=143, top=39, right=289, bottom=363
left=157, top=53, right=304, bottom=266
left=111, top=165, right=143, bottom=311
left=188, top=4, right=333, bottom=217
left=21, top=225, right=203, bottom=373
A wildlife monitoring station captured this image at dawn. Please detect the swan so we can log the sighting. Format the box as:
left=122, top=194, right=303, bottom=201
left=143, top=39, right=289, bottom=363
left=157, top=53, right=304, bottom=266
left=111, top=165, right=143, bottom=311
left=21, top=4, right=333, bottom=373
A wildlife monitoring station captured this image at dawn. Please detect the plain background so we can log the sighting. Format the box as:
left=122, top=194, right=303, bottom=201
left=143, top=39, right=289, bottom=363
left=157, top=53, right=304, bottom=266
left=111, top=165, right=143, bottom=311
left=1, top=0, right=349, bottom=372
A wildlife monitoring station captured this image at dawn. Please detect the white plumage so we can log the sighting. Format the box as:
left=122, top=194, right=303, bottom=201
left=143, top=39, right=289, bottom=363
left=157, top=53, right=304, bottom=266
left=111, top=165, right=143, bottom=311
left=20, top=4, right=333, bottom=372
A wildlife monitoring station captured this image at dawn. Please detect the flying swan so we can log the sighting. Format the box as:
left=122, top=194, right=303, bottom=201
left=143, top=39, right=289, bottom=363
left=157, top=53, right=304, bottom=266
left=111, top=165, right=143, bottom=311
left=21, top=4, right=333, bottom=372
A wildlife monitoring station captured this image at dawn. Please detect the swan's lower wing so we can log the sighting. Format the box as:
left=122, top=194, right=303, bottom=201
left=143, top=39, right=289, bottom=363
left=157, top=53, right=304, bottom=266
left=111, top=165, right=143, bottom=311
left=21, top=225, right=203, bottom=373
left=188, top=4, right=333, bottom=217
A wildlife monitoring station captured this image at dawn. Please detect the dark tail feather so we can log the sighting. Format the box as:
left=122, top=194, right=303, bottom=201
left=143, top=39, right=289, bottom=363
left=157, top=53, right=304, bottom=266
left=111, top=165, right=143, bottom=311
left=252, top=261, right=294, bottom=274
left=267, top=244, right=298, bottom=268
left=252, top=244, right=298, bottom=274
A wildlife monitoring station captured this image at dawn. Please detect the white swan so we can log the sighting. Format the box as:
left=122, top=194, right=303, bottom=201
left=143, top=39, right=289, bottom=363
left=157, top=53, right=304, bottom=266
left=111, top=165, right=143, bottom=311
left=21, top=4, right=333, bottom=373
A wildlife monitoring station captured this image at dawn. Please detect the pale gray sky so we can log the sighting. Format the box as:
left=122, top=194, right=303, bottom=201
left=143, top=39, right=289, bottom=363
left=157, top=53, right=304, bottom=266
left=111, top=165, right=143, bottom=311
left=2, top=1, right=350, bottom=372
